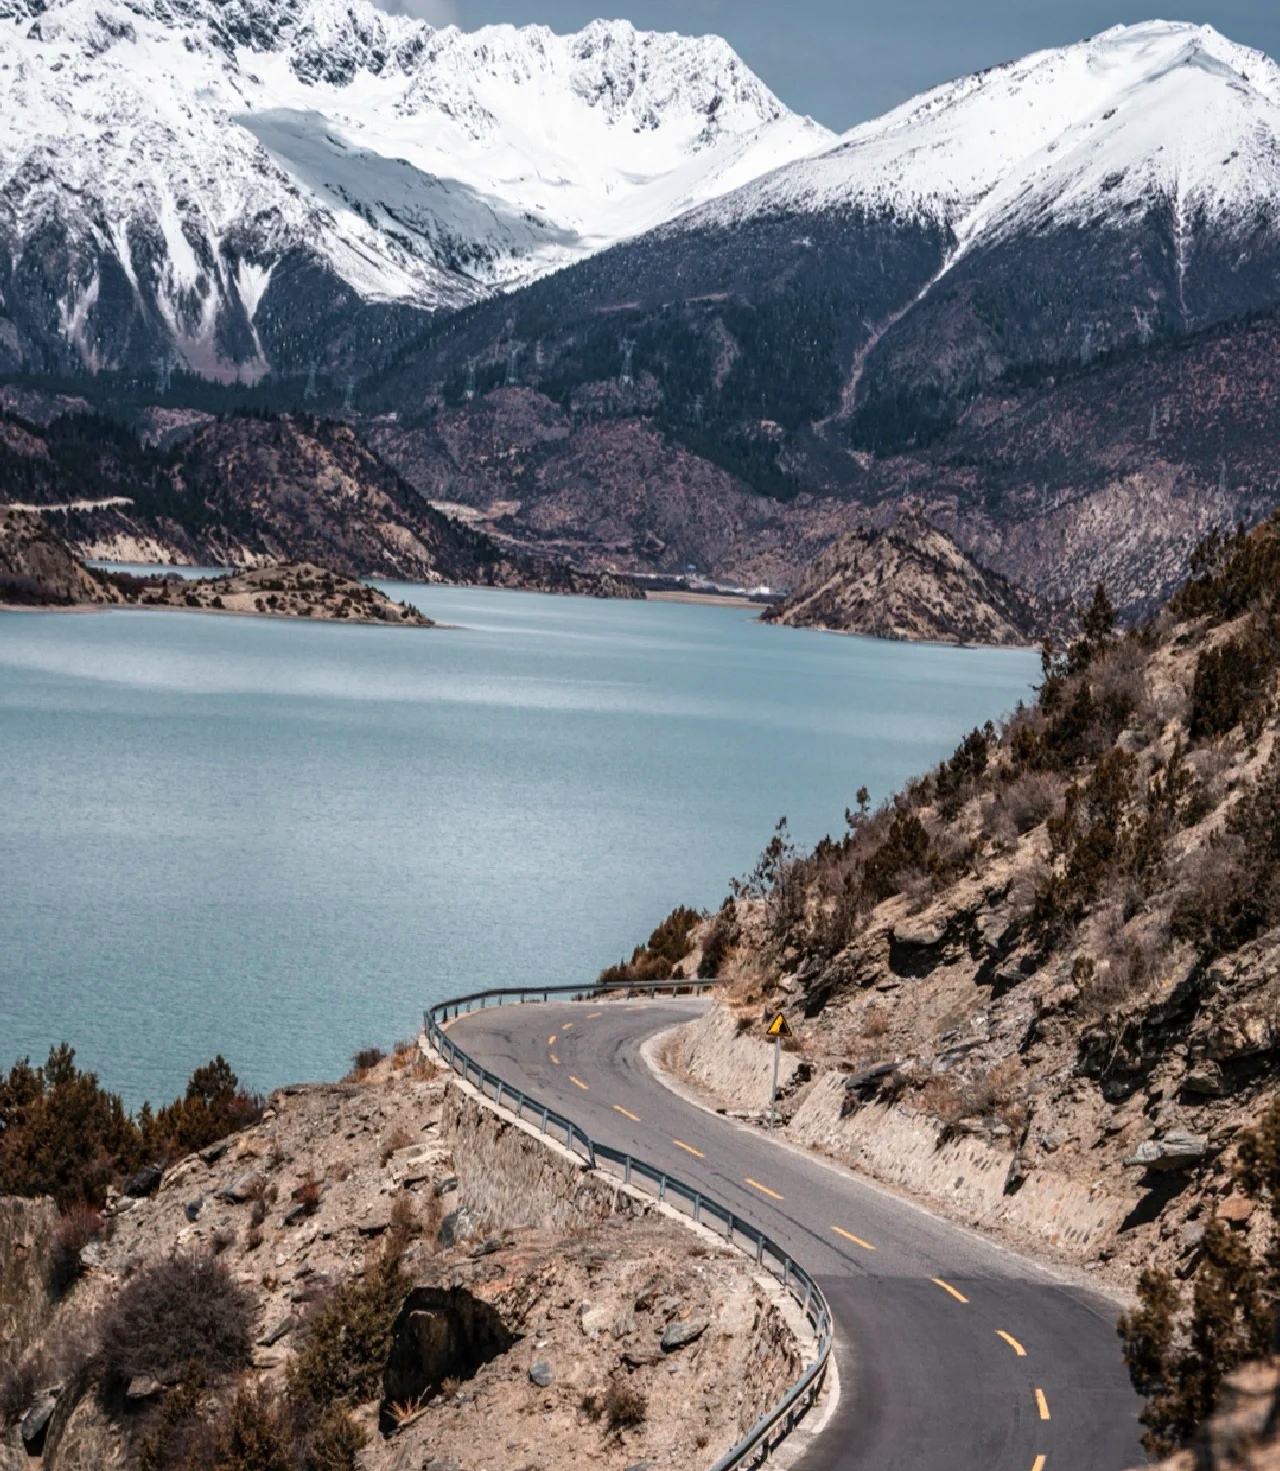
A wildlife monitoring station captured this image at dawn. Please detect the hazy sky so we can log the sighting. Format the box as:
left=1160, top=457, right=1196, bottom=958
left=380, top=0, right=1280, bottom=130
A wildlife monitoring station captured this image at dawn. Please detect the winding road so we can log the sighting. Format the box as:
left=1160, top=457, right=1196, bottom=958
left=450, top=996, right=1146, bottom=1471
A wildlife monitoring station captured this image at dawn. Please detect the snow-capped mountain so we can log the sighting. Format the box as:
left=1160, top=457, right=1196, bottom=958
left=688, top=22, right=1280, bottom=263
left=0, top=0, right=831, bottom=375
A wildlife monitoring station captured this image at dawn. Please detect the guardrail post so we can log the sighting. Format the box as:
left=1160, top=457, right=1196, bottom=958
left=659, top=1174, right=667, bottom=1202
left=541, top=1106, right=549, bottom=1132
left=693, top=1194, right=701, bottom=1225
left=495, top=1080, right=503, bottom=1109
left=783, top=1260, right=791, bottom=1295
left=756, top=1236, right=764, bottom=1265
left=624, top=1157, right=632, bottom=1186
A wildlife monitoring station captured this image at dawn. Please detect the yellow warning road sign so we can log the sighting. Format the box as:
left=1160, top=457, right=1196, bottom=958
left=766, top=1013, right=793, bottom=1038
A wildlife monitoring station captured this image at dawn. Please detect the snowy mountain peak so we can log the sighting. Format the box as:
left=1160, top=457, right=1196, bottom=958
left=0, top=0, right=831, bottom=374
left=688, top=19, right=1280, bottom=251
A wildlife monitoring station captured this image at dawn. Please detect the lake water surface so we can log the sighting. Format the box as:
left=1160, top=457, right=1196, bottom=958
left=1, top=586, right=1037, bottom=1108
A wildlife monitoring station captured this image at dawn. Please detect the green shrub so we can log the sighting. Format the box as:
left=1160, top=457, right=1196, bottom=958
left=1188, top=629, right=1273, bottom=740
left=599, top=904, right=701, bottom=985
left=860, top=808, right=931, bottom=905
left=0, top=1047, right=260, bottom=1211
left=287, top=1251, right=407, bottom=1411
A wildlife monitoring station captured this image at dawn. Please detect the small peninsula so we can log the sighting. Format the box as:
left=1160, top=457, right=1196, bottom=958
left=0, top=510, right=432, bottom=626
left=763, top=515, right=1044, bottom=647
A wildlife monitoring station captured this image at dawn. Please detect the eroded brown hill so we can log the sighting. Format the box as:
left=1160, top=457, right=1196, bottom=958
left=762, top=516, right=1044, bottom=646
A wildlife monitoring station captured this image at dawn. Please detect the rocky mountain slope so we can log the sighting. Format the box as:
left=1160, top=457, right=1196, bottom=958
left=0, top=508, right=119, bottom=605
left=0, top=1048, right=804, bottom=1470
left=761, top=516, right=1043, bottom=645
left=0, top=406, right=640, bottom=595
left=619, top=517, right=1280, bottom=1447
left=0, top=0, right=827, bottom=377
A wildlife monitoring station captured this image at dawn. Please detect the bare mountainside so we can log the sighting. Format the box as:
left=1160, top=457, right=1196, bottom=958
left=0, top=408, right=640, bottom=597
left=761, top=517, right=1043, bottom=646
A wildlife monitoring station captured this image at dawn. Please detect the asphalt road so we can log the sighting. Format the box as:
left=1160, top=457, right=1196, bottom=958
left=450, top=997, right=1147, bottom=1471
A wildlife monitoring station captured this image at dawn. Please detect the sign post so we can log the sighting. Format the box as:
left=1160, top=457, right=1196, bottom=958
left=766, top=1012, right=793, bottom=1132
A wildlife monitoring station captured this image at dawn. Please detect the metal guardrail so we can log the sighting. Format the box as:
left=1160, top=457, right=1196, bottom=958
left=424, top=980, right=832, bottom=1471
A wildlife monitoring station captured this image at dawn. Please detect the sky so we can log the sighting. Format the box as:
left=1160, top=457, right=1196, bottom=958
left=376, top=0, right=1280, bottom=130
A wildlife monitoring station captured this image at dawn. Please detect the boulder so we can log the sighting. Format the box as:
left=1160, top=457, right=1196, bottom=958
left=1124, top=1131, right=1208, bottom=1172
left=124, top=1376, right=161, bottom=1402
left=219, top=1170, right=266, bottom=1204
left=123, top=1163, right=164, bottom=1198
left=660, top=1317, right=709, bottom=1352
left=528, top=1361, right=554, bottom=1389
left=19, top=1393, right=57, bottom=1455
left=436, top=1206, right=482, bottom=1249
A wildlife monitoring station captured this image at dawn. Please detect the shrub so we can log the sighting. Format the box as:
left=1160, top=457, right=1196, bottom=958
left=211, top=1381, right=292, bottom=1471
left=291, top=1173, right=322, bottom=1216
left=0, top=1350, right=45, bottom=1425
left=0, top=1046, right=140, bottom=1209
left=860, top=808, right=931, bottom=905
left=0, top=1048, right=259, bottom=1210
left=600, top=903, right=702, bottom=985
left=288, top=1252, right=407, bottom=1411
left=49, top=1203, right=103, bottom=1294
left=586, top=1378, right=648, bottom=1433
left=350, top=1047, right=385, bottom=1075
left=298, top=1407, right=368, bottom=1471
left=380, top=1128, right=415, bottom=1166
left=984, top=771, right=1064, bottom=843
left=1188, top=628, right=1273, bottom=741
left=934, top=726, right=992, bottom=818
left=697, top=904, right=737, bottom=979
left=97, top=1256, right=254, bottom=1395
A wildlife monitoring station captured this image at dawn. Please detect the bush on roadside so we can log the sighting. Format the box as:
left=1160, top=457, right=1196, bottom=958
left=599, top=904, right=702, bottom=985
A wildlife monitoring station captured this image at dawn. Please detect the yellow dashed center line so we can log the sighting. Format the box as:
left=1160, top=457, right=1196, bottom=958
left=832, top=1226, right=876, bottom=1251
left=745, top=1177, right=784, bottom=1201
left=588, top=1012, right=603, bottom=1019
left=613, top=1105, right=640, bottom=1122
left=1035, top=1388, right=1051, bottom=1421
left=673, top=1139, right=705, bottom=1159
left=548, top=1035, right=557, bottom=1045
left=931, top=1277, right=969, bottom=1304
left=550, top=1053, right=560, bottom=1066
left=562, top=1022, right=574, bottom=1031
left=569, top=1075, right=589, bottom=1091
left=996, top=1330, right=1027, bottom=1357
left=1031, top=1458, right=1046, bottom=1471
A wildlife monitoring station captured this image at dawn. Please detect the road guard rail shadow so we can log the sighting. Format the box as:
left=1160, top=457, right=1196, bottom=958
left=424, top=981, right=832, bottom=1471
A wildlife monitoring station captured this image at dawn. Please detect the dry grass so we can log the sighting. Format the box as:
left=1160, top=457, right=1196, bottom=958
left=380, top=1128, right=415, bottom=1166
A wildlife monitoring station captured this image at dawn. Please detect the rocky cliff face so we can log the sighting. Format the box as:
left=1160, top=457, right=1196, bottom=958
left=0, top=407, right=640, bottom=596
left=648, top=517, right=1280, bottom=1305
left=761, top=517, right=1043, bottom=645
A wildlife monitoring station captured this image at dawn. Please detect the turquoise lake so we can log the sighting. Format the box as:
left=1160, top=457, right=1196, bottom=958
left=0, top=585, right=1038, bottom=1109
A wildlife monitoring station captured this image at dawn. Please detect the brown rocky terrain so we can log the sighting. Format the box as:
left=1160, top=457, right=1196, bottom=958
left=364, top=307, right=1280, bottom=621
left=0, top=509, right=120, bottom=606
left=0, top=407, right=640, bottom=600
left=761, top=516, right=1043, bottom=646
left=1, top=1049, right=807, bottom=1471
left=113, top=564, right=434, bottom=626
left=597, top=516, right=1280, bottom=1451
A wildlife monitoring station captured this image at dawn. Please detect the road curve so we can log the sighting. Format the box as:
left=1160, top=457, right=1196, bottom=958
left=450, top=997, right=1146, bottom=1471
